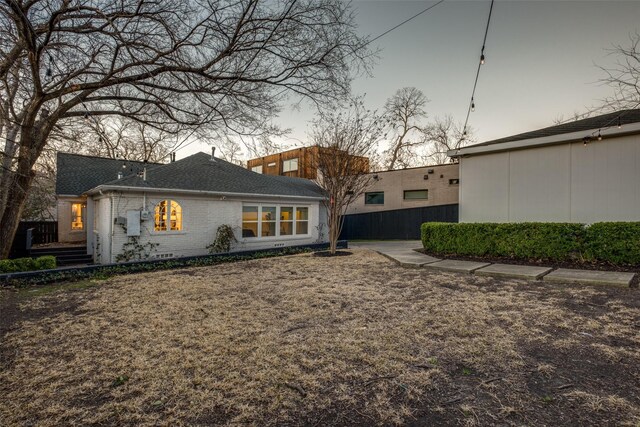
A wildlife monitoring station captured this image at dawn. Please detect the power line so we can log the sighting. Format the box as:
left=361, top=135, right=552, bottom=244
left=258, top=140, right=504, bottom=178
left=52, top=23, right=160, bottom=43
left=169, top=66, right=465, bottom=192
left=461, top=0, right=495, bottom=139
left=364, top=0, right=446, bottom=48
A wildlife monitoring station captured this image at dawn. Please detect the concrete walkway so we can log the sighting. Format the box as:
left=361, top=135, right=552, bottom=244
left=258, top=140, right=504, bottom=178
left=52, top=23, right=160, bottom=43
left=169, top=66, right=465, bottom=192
left=349, top=241, right=636, bottom=288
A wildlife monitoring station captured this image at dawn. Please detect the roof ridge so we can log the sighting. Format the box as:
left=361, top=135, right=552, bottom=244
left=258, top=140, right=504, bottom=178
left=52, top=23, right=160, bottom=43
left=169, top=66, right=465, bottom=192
left=57, top=151, right=164, bottom=165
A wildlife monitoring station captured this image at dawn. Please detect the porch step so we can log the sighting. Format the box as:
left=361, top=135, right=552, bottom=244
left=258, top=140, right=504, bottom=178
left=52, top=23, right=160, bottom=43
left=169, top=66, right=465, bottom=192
left=30, top=246, right=93, bottom=266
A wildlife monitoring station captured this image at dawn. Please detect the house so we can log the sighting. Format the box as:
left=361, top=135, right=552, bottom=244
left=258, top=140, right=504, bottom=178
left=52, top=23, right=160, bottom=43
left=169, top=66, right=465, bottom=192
left=56, top=151, right=328, bottom=264
left=340, top=164, right=460, bottom=240
left=345, top=164, right=459, bottom=215
left=246, top=146, right=369, bottom=179
left=448, top=109, right=640, bottom=223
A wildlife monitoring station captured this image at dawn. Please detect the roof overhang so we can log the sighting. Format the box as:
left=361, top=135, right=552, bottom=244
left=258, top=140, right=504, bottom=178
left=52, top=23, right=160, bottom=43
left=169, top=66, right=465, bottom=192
left=84, top=184, right=324, bottom=201
left=448, top=122, right=640, bottom=158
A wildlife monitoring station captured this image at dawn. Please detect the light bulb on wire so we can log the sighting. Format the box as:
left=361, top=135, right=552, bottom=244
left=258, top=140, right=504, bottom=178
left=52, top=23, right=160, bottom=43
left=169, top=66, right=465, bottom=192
left=471, top=98, right=475, bottom=112
left=480, top=54, right=485, bottom=65
left=597, top=130, right=602, bottom=141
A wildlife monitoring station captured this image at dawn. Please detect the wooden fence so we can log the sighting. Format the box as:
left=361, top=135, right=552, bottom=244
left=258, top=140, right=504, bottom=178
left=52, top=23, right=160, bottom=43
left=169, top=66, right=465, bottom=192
left=339, top=204, right=458, bottom=240
left=9, top=221, right=58, bottom=258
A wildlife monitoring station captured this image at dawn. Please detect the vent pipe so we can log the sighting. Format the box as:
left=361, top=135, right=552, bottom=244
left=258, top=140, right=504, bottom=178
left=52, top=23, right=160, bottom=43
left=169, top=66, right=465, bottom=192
left=117, top=171, right=123, bottom=180
left=142, top=167, right=147, bottom=181
left=211, top=147, right=216, bottom=161
left=171, top=152, right=176, bottom=162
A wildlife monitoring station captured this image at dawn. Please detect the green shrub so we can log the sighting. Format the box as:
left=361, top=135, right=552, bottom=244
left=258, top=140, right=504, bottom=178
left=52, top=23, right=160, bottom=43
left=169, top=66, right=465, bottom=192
left=12, top=257, right=36, bottom=272
left=421, top=222, right=584, bottom=261
left=35, top=256, right=57, bottom=270
left=584, top=222, right=640, bottom=265
left=493, top=223, right=584, bottom=261
left=0, top=259, right=17, bottom=273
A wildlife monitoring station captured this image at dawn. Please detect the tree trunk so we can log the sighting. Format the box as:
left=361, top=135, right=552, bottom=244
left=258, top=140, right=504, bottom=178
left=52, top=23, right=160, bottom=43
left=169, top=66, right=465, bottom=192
left=0, top=136, right=39, bottom=259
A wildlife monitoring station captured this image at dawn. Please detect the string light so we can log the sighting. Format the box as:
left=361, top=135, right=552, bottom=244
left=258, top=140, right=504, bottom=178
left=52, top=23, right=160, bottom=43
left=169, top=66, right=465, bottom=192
left=83, top=111, right=89, bottom=120
left=617, top=117, right=622, bottom=129
left=460, top=0, right=495, bottom=143
left=597, top=130, right=602, bottom=141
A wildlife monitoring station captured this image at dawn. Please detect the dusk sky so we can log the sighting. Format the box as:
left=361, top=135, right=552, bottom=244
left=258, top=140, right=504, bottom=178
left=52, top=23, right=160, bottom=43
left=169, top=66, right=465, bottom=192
left=181, top=0, right=640, bottom=159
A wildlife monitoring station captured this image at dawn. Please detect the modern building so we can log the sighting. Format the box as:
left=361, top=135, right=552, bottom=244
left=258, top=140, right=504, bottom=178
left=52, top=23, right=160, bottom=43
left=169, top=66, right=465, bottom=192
left=448, top=109, right=640, bottom=223
left=56, top=151, right=328, bottom=264
left=344, top=164, right=459, bottom=215
left=246, top=146, right=369, bottom=179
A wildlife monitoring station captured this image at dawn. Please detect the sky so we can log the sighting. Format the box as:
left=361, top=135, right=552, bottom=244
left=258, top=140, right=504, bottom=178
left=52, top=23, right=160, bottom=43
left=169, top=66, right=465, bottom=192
left=179, top=0, right=640, bottom=160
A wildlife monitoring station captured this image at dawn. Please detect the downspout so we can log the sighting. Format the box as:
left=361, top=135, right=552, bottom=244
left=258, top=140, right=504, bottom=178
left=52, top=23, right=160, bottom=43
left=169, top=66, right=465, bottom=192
left=109, top=193, right=114, bottom=264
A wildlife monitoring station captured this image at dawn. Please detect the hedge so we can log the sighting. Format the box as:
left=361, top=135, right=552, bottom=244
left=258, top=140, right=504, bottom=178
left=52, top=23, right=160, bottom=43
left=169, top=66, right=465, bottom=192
left=0, top=255, right=57, bottom=274
left=584, top=222, right=640, bottom=265
left=421, top=222, right=640, bottom=265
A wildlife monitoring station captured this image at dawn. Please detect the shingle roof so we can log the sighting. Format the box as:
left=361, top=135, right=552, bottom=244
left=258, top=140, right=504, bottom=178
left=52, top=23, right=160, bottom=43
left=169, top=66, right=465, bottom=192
left=56, top=152, right=159, bottom=195
left=93, top=152, right=325, bottom=198
left=469, top=109, right=640, bottom=148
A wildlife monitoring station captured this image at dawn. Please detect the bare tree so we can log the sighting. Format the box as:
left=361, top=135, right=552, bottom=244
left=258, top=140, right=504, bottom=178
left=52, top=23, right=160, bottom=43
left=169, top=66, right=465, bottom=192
left=382, top=87, right=429, bottom=170
left=600, top=32, right=640, bottom=110
left=423, top=115, right=472, bottom=165
left=0, top=0, right=372, bottom=258
left=310, top=99, right=383, bottom=254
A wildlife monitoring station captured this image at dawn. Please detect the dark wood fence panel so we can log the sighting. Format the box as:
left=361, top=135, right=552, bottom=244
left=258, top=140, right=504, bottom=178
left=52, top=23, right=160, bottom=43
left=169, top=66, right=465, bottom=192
left=9, top=221, right=58, bottom=258
left=340, top=204, right=458, bottom=240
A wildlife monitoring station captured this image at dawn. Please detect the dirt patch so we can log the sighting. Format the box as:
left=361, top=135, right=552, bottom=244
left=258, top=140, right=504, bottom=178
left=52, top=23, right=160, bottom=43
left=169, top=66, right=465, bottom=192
left=312, top=250, right=353, bottom=257
left=1, top=251, right=639, bottom=426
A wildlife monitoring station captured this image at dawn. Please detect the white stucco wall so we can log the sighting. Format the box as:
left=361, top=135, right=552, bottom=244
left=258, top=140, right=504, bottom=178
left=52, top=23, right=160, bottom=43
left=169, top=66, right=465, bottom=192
left=92, top=191, right=326, bottom=264
left=459, top=133, right=640, bottom=223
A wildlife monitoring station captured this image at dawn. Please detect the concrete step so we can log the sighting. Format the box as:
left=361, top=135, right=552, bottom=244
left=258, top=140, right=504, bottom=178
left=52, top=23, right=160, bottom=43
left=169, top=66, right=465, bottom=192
left=424, top=259, right=491, bottom=273
left=475, top=263, right=553, bottom=280
left=543, top=268, right=635, bottom=287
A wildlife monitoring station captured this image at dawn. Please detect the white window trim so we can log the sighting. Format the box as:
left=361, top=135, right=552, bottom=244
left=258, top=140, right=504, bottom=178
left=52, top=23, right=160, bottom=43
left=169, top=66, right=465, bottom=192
left=282, top=158, right=299, bottom=173
left=242, top=204, right=310, bottom=240
left=150, top=198, right=185, bottom=234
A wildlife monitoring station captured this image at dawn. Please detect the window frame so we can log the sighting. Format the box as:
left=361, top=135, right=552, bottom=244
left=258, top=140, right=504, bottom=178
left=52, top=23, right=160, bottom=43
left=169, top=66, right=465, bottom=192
left=282, top=158, right=299, bottom=173
left=153, top=199, right=184, bottom=233
left=251, top=165, right=263, bottom=174
left=242, top=204, right=310, bottom=240
left=403, top=189, right=429, bottom=200
left=364, top=191, right=385, bottom=205
left=70, top=202, right=86, bottom=231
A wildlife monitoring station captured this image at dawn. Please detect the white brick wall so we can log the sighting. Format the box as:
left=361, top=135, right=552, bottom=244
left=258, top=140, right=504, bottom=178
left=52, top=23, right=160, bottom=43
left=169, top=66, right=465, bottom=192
left=93, top=191, right=327, bottom=263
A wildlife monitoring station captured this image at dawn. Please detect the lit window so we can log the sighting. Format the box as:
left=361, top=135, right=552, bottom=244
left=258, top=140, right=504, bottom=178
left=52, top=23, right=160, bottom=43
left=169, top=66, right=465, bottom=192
left=280, top=207, right=293, bottom=235
left=262, top=206, right=276, bottom=237
left=251, top=165, right=263, bottom=174
left=242, top=206, right=258, bottom=238
left=154, top=200, right=182, bottom=231
left=296, top=207, right=309, bottom=235
left=404, top=189, right=428, bottom=200
left=283, top=158, right=298, bottom=172
left=365, top=192, right=384, bottom=205
left=71, top=203, right=85, bottom=230
left=243, top=205, right=310, bottom=238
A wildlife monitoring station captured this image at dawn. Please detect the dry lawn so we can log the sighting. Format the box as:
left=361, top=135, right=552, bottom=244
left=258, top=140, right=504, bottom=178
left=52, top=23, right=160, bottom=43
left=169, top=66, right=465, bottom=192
left=1, top=250, right=639, bottom=426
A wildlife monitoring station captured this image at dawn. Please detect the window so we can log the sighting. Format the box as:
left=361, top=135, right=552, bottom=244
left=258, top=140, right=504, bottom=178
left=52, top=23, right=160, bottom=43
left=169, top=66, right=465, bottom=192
left=365, top=192, right=384, bottom=205
left=267, top=162, right=276, bottom=167
left=280, top=207, right=293, bottom=236
left=251, top=165, right=263, bottom=174
left=154, top=200, right=182, bottom=231
left=71, top=203, right=85, bottom=230
left=296, top=207, right=309, bottom=235
left=283, top=158, right=298, bottom=172
left=242, top=206, right=258, bottom=237
left=449, top=178, right=460, bottom=185
left=404, top=189, right=428, bottom=200
left=262, top=206, right=276, bottom=237
left=243, top=205, right=310, bottom=238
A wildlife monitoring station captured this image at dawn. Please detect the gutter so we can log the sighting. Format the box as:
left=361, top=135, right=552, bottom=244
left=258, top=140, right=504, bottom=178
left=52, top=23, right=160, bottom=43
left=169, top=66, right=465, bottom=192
left=448, top=122, right=640, bottom=158
left=84, top=185, right=325, bottom=201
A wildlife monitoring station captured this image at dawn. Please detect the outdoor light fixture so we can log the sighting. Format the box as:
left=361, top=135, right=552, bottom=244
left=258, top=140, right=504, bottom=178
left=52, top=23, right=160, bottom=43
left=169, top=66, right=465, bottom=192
left=618, top=117, right=622, bottom=129
left=597, top=130, right=602, bottom=141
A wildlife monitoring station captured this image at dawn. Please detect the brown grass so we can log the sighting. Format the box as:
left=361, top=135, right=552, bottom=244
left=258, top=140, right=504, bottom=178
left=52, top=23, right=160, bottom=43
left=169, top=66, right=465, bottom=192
left=1, top=250, right=639, bottom=426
